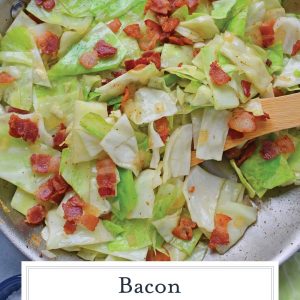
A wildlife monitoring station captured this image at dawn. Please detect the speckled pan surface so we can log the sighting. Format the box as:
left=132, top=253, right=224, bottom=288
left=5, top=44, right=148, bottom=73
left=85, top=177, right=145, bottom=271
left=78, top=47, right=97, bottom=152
left=0, top=0, right=300, bottom=263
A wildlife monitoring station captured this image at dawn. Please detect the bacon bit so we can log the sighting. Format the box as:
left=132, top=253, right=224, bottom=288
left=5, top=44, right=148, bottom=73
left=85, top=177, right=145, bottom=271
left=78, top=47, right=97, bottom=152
left=139, top=30, right=160, bottom=51
left=161, top=17, right=180, bottom=33
left=35, top=0, right=56, bottom=11
left=193, top=48, right=200, bottom=57
left=7, top=106, right=30, bottom=114
left=125, top=51, right=161, bottom=71
left=291, top=40, right=300, bottom=56
left=25, top=205, right=46, bottom=225
left=275, top=135, right=295, bottom=154
left=241, top=80, right=251, bottom=98
left=121, top=86, right=136, bottom=111
left=273, top=88, right=285, bottom=97
left=266, top=59, right=272, bottom=67
left=94, top=40, right=117, bottom=58
left=145, top=19, right=162, bottom=33
left=188, top=186, right=196, bottom=193
left=107, top=18, right=122, bottom=33
left=36, top=174, right=69, bottom=204
left=209, top=61, right=231, bottom=86
left=229, top=109, right=256, bottom=133
left=96, top=158, right=118, bottom=198
left=124, top=24, right=142, bottom=39
left=145, top=0, right=171, bottom=15
left=155, top=117, right=170, bottom=143
left=79, top=51, right=99, bottom=69
left=62, top=195, right=84, bottom=222
left=0, top=72, right=16, bottom=85
left=64, top=220, right=77, bottom=234
left=100, top=212, right=112, bottom=221
left=80, top=214, right=99, bottom=231
left=187, top=0, right=199, bottom=13
left=172, top=217, right=197, bottom=241
left=260, top=140, right=280, bottom=160
left=236, top=141, right=257, bottom=166
left=209, top=214, right=232, bottom=250
left=9, top=114, right=39, bottom=143
left=36, top=31, right=60, bottom=55
left=228, top=128, right=244, bottom=140
left=30, top=154, right=60, bottom=174
left=168, top=35, right=193, bottom=45
left=146, top=249, right=170, bottom=261
left=259, top=19, right=275, bottom=48
left=53, top=123, right=68, bottom=151
left=112, top=70, right=126, bottom=78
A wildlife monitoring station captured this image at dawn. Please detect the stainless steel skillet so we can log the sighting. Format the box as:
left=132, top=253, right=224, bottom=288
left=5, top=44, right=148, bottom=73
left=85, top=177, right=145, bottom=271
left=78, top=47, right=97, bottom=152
left=0, top=0, right=299, bottom=262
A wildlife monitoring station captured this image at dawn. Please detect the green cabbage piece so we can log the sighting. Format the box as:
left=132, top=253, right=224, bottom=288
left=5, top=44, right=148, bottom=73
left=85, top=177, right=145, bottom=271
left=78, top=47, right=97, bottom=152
left=0, top=66, right=33, bottom=111
left=26, top=0, right=92, bottom=33
left=153, top=178, right=186, bottom=220
left=95, top=63, right=160, bottom=101
left=48, top=23, right=126, bottom=78
left=240, top=144, right=296, bottom=197
left=112, top=168, right=138, bottom=220
left=102, top=220, right=125, bottom=236
left=161, top=44, right=193, bottom=68
left=0, top=51, right=33, bottom=66
left=11, top=188, right=37, bottom=216
left=107, top=219, right=153, bottom=251
left=267, top=44, right=284, bottom=74
left=60, top=148, right=92, bottom=201
left=34, top=77, right=83, bottom=130
left=0, top=115, right=55, bottom=194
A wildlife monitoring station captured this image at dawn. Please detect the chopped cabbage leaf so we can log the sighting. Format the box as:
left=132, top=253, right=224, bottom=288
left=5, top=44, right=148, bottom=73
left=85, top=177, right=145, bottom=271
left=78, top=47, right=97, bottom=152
left=161, top=44, right=193, bottom=68
left=163, top=124, right=193, bottom=183
left=11, top=188, right=37, bottom=216
left=183, top=166, right=225, bottom=235
left=48, top=23, right=126, bottom=78
left=125, top=87, right=177, bottom=125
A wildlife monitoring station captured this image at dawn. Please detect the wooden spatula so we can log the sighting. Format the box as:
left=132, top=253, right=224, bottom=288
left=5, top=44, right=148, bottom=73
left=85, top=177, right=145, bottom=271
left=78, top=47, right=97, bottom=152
left=191, top=93, right=300, bottom=167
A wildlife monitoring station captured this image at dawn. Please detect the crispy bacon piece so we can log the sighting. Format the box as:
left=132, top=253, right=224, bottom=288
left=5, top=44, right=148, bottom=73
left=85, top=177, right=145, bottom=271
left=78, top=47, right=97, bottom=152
left=236, top=141, right=257, bottom=166
left=145, top=0, right=171, bottom=15
left=168, top=35, right=193, bottom=45
left=94, top=40, right=117, bottom=58
left=259, top=19, right=275, bottom=48
left=80, top=214, right=99, bottom=231
left=121, top=85, right=136, bottom=111
left=0, top=72, right=16, bottom=84
left=209, top=61, right=231, bottom=86
left=273, top=88, right=285, bottom=97
left=187, top=0, right=199, bottom=13
left=225, top=140, right=257, bottom=166
left=155, top=117, right=169, bottom=143
left=96, top=158, right=118, bottom=198
left=107, top=18, right=122, bottom=33
left=170, top=0, right=186, bottom=10
left=112, top=70, right=126, bottom=78
left=275, top=135, right=295, bottom=154
left=209, top=214, right=232, bottom=250
left=53, top=123, right=68, bottom=151
left=79, top=51, right=99, bottom=69
left=30, top=154, right=60, bottom=174
left=36, top=31, right=60, bottom=55
left=139, top=30, right=160, bottom=51
left=146, top=249, right=170, bottom=261
left=7, top=106, right=30, bottom=114
left=36, top=174, right=69, bottom=204
left=228, top=109, right=256, bottom=133
left=35, top=0, right=56, bottom=11
left=9, top=114, right=39, bottom=143
left=193, top=48, right=200, bottom=57
left=145, top=19, right=162, bottom=33
left=161, top=17, right=180, bottom=33
left=62, top=196, right=85, bottom=222
left=26, top=205, right=46, bottom=225
left=291, top=40, right=300, bottom=56
left=125, top=51, right=161, bottom=71
left=260, top=140, right=279, bottom=160
left=100, top=212, right=112, bottom=221
left=124, top=24, right=142, bottom=39
left=228, top=128, right=244, bottom=140
left=172, top=217, right=197, bottom=241
left=241, top=80, right=251, bottom=98
left=64, top=220, right=77, bottom=234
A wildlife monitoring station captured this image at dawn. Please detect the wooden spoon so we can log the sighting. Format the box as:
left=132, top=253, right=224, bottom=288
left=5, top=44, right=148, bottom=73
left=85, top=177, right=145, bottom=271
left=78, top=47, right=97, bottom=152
left=191, top=93, right=300, bottom=167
